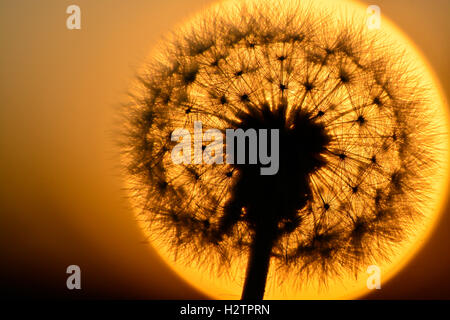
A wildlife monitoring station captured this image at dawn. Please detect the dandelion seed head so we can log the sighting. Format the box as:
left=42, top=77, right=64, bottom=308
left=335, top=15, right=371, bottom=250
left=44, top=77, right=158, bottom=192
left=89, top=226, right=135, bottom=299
left=121, top=0, right=448, bottom=298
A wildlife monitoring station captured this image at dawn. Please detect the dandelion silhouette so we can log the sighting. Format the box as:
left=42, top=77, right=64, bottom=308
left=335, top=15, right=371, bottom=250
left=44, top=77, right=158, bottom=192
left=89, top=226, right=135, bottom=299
left=122, top=0, right=446, bottom=299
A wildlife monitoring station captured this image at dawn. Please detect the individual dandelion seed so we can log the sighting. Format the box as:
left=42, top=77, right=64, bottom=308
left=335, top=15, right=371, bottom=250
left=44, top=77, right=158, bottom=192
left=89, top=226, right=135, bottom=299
left=121, top=0, right=449, bottom=299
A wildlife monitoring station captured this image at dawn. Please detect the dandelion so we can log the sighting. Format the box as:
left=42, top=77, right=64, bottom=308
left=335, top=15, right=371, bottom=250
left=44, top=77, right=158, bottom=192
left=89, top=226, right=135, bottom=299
left=121, top=0, right=447, bottom=299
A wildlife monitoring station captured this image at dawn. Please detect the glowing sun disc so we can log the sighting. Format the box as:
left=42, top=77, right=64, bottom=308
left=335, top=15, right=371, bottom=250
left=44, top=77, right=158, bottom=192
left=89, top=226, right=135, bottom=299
left=125, top=0, right=449, bottom=299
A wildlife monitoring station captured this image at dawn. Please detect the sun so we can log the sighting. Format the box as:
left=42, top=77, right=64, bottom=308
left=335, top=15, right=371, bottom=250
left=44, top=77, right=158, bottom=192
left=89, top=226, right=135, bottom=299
left=124, top=0, right=449, bottom=299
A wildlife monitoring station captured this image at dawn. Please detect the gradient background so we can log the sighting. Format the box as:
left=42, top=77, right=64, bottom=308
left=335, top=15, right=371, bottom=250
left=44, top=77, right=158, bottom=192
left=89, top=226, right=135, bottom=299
left=1, top=0, right=449, bottom=299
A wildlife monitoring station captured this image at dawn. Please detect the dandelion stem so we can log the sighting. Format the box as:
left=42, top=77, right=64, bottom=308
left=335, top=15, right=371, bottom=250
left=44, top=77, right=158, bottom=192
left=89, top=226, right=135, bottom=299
left=241, top=221, right=276, bottom=300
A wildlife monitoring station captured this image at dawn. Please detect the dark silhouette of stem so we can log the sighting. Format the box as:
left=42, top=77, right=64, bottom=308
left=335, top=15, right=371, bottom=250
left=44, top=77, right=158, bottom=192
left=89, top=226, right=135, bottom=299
left=241, top=221, right=276, bottom=300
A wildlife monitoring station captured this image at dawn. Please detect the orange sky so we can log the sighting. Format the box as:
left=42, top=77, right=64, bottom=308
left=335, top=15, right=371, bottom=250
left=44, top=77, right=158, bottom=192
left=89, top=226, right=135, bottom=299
left=1, top=0, right=450, bottom=299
